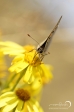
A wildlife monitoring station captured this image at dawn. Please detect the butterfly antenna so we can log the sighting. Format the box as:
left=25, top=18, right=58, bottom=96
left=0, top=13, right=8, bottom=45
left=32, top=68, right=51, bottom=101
left=27, top=34, right=39, bottom=45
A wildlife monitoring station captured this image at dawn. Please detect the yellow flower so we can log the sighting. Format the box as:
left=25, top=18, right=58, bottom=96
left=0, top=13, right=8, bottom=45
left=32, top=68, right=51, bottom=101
left=0, top=51, right=7, bottom=88
left=0, top=41, right=25, bottom=56
left=40, top=64, right=53, bottom=84
left=0, top=51, right=7, bottom=79
left=0, top=41, right=53, bottom=84
left=0, top=89, right=43, bottom=112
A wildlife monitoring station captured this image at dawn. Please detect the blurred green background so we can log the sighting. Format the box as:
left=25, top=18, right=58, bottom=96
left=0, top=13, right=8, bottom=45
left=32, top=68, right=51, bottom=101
left=0, top=0, right=74, bottom=112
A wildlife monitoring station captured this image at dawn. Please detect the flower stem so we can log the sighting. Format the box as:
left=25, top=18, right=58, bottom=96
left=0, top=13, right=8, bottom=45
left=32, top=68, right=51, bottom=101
left=3, top=73, right=16, bottom=89
left=11, top=67, right=28, bottom=91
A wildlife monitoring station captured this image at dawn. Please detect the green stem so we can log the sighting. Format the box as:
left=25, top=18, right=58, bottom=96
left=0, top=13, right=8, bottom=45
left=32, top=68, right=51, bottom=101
left=11, top=67, right=28, bottom=91
left=3, top=73, right=16, bottom=89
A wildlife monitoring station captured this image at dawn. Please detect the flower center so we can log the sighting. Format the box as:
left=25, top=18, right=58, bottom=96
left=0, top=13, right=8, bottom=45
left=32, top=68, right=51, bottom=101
left=24, top=45, right=41, bottom=66
left=15, top=89, right=30, bottom=101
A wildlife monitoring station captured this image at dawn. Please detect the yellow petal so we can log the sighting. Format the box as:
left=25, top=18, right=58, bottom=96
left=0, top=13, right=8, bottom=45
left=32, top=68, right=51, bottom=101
left=0, top=41, right=23, bottom=49
left=30, top=98, right=42, bottom=112
left=0, top=47, right=24, bottom=55
left=27, top=99, right=41, bottom=112
left=15, top=100, right=24, bottom=112
left=9, top=61, right=29, bottom=73
left=23, top=65, right=33, bottom=83
left=0, top=100, right=7, bottom=107
left=0, top=97, right=15, bottom=108
left=12, top=54, right=25, bottom=63
left=27, top=101, right=33, bottom=112
left=2, top=99, right=19, bottom=112
left=33, top=105, right=39, bottom=112
left=39, top=107, right=44, bottom=112
left=28, top=73, right=34, bottom=84
left=0, top=41, right=25, bottom=56
left=40, top=64, right=53, bottom=82
left=27, top=105, right=32, bottom=112
left=0, top=92, right=14, bottom=99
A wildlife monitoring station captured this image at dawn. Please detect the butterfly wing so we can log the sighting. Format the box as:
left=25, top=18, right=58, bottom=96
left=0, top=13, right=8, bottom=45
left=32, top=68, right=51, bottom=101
left=37, top=16, right=62, bottom=54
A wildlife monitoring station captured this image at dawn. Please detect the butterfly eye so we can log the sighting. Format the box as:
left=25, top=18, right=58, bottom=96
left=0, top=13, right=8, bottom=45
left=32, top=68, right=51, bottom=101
left=37, top=47, right=43, bottom=53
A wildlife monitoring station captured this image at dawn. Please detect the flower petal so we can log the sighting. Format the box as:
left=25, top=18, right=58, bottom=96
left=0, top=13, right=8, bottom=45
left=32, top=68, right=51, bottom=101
left=0, top=41, right=23, bottom=48
left=27, top=105, right=32, bottom=112
left=30, top=98, right=41, bottom=112
left=12, top=54, right=25, bottom=63
left=0, top=41, right=25, bottom=56
left=0, top=92, right=15, bottom=99
left=15, top=100, right=24, bottom=112
left=9, top=61, right=29, bottom=73
left=33, top=105, right=39, bottom=112
left=40, top=64, right=53, bottom=83
left=2, top=99, right=19, bottom=112
left=26, top=101, right=33, bottom=112
left=23, top=65, right=33, bottom=83
left=0, top=97, right=15, bottom=108
left=31, top=77, right=42, bottom=90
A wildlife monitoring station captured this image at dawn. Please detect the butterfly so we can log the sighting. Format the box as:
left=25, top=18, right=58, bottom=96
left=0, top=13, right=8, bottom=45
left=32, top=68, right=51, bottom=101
left=28, top=16, right=62, bottom=60
left=37, top=16, right=62, bottom=53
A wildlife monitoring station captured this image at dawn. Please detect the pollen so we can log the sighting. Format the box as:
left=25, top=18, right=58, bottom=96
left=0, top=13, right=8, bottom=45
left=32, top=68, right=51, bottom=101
left=15, top=89, right=30, bottom=101
left=24, top=45, right=35, bottom=52
left=24, top=49, right=41, bottom=66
